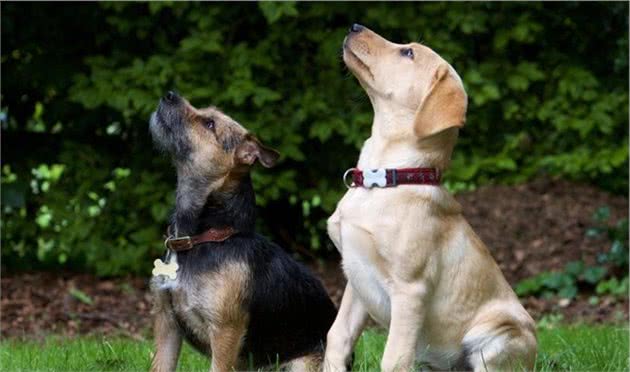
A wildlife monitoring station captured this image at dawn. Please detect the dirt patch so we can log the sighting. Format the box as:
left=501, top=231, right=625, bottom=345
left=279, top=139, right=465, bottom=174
left=458, top=177, right=628, bottom=284
left=1, top=273, right=151, bottom=340
left=1, top=178, right=627, bottom=339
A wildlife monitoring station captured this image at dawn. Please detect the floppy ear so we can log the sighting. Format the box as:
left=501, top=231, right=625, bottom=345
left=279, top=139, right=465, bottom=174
left=236, top=135, right=280, bottom=168
left=413, top=64, right=467, bottom=139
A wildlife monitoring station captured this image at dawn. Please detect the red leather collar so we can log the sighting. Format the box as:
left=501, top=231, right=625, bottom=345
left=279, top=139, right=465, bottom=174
left=165, top=226, right=237, bottom=251
left=344, top=167, right=441, bottom=188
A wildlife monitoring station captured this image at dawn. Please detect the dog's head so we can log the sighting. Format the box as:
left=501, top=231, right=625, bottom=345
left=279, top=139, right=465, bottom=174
left=343, top=24, right=467, bottom=142
left=150, top=92, right=279, bottom=180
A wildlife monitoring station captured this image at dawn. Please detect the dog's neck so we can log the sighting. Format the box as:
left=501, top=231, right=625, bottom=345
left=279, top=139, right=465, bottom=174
left=172, top=171, right=256, bottom=237
left=357, top=102, right=457, bottom=170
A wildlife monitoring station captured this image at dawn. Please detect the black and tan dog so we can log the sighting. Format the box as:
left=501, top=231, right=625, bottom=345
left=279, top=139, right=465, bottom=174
left=149, top=91, right=337, bottom=372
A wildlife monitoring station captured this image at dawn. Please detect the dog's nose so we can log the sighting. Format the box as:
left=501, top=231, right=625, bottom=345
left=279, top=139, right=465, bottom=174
left=164, top=90, right=179, bottom=103
left=349, top=23, right=364, bottom=33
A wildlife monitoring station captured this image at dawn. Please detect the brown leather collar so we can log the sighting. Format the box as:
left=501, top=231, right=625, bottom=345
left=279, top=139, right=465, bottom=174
left=165, top=226, right=237, bottom=252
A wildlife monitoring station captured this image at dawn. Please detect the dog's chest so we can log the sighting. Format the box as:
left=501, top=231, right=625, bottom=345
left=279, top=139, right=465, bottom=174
left=338, top=192, right=395, bottom=325
left=335, top=188, right=432, bottom=327
left=151, top=278, right=214, bottom=353
left=171, top=286, right=215, bottom=351
left=342, top=245, right=392, bottom=326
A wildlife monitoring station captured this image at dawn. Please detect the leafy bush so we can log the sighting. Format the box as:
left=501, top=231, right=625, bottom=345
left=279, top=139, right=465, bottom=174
left=516, top=207, right=629, bottom=300
left=1, top=3, right=628, bottom=275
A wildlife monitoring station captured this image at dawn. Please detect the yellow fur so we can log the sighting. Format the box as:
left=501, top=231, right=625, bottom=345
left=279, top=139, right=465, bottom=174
left=324, top=26, right=537, bottom=372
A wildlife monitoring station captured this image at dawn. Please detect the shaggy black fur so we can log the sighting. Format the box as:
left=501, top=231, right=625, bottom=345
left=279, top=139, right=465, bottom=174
left=184, top=176, right=258, bottom=235
left=173, top=175, right=337, bottom=366
left=150, top=94, right=337, bottom=367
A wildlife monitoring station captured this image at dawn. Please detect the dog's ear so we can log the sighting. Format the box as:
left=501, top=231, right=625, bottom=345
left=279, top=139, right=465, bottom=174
left=236, top=135, right=280, bottom=168
left=413, top=64, right=467, bottom=139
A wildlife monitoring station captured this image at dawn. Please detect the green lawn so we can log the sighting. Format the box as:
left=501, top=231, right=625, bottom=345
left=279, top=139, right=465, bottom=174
left=1, top=325, right=628, bottom=371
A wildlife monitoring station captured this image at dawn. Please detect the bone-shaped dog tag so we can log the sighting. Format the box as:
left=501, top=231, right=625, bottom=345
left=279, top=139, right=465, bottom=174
left=363, top=168, right=387, bottom=188
left=152, top=252, right=179, bottom=280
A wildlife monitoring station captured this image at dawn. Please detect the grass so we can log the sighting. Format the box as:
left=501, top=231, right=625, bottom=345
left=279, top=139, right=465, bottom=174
left=0, top=325, right=628, bottom=371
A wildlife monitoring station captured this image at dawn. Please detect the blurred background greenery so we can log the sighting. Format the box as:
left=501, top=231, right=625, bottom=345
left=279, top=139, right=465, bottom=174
left=1, top=2, right=628, bottom=277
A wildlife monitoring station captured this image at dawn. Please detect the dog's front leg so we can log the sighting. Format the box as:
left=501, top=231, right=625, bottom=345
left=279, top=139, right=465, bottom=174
left=380, top=284, right=427, bottom=372
left=150, top=308, right=183, bottom=372
left=209, top=324, right=247, bottom=372
left=324, top=284, right=369, bottom=372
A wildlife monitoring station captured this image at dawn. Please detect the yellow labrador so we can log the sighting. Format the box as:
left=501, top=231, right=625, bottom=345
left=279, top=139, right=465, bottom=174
left=324, top=24, right=537, bottom=371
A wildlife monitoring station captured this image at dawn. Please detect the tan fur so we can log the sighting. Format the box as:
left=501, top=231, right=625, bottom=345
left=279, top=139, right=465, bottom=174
left=413, top=64, right=467, bottom=140
left=198, top=261, right=251, bottom=328
left=324, top=26, right=537, bottom=372
left=151, top=261, right=251, bottom=372
left=150, top=291, right=183, bottom=372
left=286, top=353, right=325, bottom=372
left=174, top=101, right=278, bottom=186
left=210, top=324, right=248, bottom=372
left=186, top=103, right=247, bottom=179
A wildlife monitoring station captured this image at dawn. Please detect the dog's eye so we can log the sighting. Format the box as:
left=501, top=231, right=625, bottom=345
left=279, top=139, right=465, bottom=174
left=400, top=48, right=414, bottom=59
left=204, top=119, right=215, bottom=131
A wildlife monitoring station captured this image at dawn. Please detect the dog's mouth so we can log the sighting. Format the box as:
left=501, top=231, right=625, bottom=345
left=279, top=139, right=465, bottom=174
left=150, top=111, right=169, bottom=137
left=152, top=104, right=184, bottom=131
left=149, top=108, right=181, bottom=151
left=149, top=112, right=168, bottom=147
left=343, top=46, right=374, bottom=81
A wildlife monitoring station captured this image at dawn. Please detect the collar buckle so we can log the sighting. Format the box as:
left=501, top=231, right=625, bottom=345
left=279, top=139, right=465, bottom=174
left=389, top=168, right=397, bottom=187
left=343, top=168, right=357, bottom=188
left=165, top=236, right=192, bottom=250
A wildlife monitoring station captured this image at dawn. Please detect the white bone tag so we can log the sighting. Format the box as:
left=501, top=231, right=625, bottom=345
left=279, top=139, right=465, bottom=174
left=363, top=168, right=387, bottom=188
left=152, top=253, right=179, bottom=280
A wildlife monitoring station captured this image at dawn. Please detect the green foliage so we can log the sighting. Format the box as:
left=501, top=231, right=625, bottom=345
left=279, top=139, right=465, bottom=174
left=1, top=3, right=628, bottom=275
left=587, top=206, right=630, bottom=269
left=259, top=2, right=298, bottom=24
left=68, top=288, right=94, bottom=306
left=516, top=207, right=629, bottom=300
left=596, top=277, right=629, bottom=297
